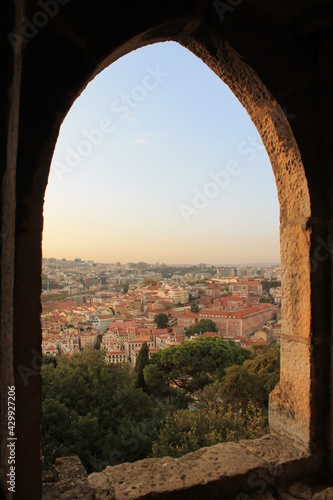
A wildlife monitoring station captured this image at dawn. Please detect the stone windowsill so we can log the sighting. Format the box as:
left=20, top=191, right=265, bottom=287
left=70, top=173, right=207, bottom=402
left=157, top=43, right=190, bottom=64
left=43, top=433, right=319, bottom=499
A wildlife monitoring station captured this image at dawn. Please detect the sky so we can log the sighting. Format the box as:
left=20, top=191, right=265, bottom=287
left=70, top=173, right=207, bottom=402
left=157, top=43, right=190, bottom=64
left=43, top=41, right=280, bottom=266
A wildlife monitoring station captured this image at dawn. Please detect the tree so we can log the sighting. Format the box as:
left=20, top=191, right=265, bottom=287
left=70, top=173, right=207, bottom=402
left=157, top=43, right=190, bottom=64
left=42, top=355, right=57, bottom=367
left=261, top=280, right=281, bottom=292
left=219, top=364, right=264, bottom=406
left=185, top=319, right=217, bottom=337
left=260, top=295, right=273, bottom=304
left=142, top=278, right=157, bottom=287
left=246, top=345, right=280, bottom=398
left=122, top=284, right=129, bottom=294
left=135, top=342, right=149, bottom=391
left=42, top=348, right=163, bottom=472
left=190, top=303, right=199, bottom=314
left=143, top=364, right=169, bottom=397
left=220, top=345, right=280, bottom=408
left=154, top=313, right=169, bottom=329
left=147, top=337, right=251, bottom=395
left=151, top=400, right=268, bottom=459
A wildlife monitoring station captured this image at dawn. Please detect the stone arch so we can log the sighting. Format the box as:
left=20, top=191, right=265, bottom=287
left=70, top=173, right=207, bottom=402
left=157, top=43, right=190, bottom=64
left=2, top=2, right=332, bottom=497
left=44, top=27, right=312, bottom=444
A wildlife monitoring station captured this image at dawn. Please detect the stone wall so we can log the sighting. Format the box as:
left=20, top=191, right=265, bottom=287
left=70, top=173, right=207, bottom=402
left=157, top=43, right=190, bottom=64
left=1, top=0, right=332, bottom=498
left=42, top=446, right=331, bottom=500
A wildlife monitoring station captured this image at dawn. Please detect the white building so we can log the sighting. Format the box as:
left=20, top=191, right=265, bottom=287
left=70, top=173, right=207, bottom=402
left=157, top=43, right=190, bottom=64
left=124, top=338, right=154, bottom=363
left=170, top=288, right=189, bottom=304
left=92, top=315, right=115, bottom=332
left=105, top=349, right=126, bottom=364
left=270, top=287, right=282, bottom=304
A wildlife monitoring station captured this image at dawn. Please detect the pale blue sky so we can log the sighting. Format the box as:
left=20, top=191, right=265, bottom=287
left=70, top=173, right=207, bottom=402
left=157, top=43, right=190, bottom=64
left=43, top=41, right=280, bottom=265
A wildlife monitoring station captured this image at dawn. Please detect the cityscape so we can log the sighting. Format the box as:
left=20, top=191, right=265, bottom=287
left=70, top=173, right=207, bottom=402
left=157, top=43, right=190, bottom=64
left=3, top=1, right=331, bottom=498
left=39, top=41, right=283, bottom=477
left=41, top=257, right=281, bottom=363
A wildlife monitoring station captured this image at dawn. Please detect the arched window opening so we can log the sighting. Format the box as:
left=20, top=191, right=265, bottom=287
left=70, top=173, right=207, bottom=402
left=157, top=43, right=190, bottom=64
left=42, top=42, right=282, bottom=474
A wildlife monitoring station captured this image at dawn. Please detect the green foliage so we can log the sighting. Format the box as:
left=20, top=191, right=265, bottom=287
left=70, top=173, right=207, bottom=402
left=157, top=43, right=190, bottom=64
left=122, top=284, right=129, bottom=294
left=142, top=278, right=157, bottom=287
left=41, top=290, right=96, bottom=303
left=185, top=319, right=217, bottom=337
left=146, top=337, right=250, bottom=395
left=190, top=303, right=199, bottom=313
left=261, top=280, right=281, bottom=292
left=42, top=340, right=279, bottom=473
left=151, top=400, right=268, bottom=458
left=260, top=295, right=273, bottom=304
left=42, top=349, right=163, bottom=473
left=220, top=345, right=280, bottom=408
left=42, top=355, right=57, bottom=367
left=154, top=313, right=169, bottom=329
left=135, top=342, right=149, bottom=390
left=150, top=345, right=279, bottom=459
left=150, top=265, right=217, bottom=279
left=143, top=364, right=169, bottom=397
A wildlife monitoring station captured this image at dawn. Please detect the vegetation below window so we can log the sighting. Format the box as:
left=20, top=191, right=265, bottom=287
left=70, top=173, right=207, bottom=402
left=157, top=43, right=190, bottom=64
left=42, top=342, right=280, bottom=472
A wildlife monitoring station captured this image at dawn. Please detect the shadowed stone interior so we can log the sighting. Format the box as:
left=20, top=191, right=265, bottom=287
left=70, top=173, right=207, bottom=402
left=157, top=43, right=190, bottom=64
left=1, top=0, right=333, bottom=498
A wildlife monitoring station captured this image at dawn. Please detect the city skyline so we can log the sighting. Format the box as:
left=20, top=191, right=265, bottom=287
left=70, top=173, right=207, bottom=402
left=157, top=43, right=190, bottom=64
left=42, top=256, right=280, bottom=268
left=43, top=41, right=280, bottom=265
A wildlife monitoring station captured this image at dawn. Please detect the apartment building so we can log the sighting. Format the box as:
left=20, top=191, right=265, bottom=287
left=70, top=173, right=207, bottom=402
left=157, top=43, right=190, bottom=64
left=170, top=288, right=189, bottom=304
left=79, top=330, right=97, bottom=350
left=199, top=303, right=275, bottom=338
left=205, top=284, right=221, bottom=298
left=229, top=281, right=263, bottom=301
left=177, top=312, right=198, bottom=329
left=124, top=338, right=154, bottom=363
left=270, top=287, right=282, bottom=304
left=172, top=326, right=185, bottom=343
left=129, top=346, right=158, bottom=368
left=92, top=314, right=115, bottom=332
left=105, top=349, right=127, bottom=364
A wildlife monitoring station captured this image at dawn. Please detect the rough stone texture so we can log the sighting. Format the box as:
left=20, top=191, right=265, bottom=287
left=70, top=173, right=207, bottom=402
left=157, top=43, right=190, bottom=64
left=88, top=444, right=266, bottom=499
left=311, top=488, right=333, bottom=500
left=42, top=456, right=95, bottom=500
left=249, top=492, right=276, bottom=500
left=1, top=0, right=333, bottom=497
left=277, top=484, right=333, bottom=500
left=42, top=456, right=333, bottom=500
left=287, top=481, right=313, bottom=499
left=87, top=436, right=310, bottom=499
left=238, top=434, right=309, bottom=465
left=270, top=339, right=311, bottom=445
